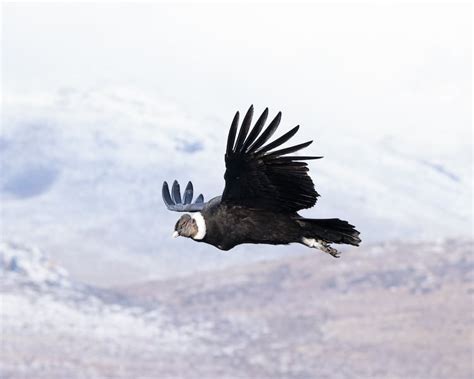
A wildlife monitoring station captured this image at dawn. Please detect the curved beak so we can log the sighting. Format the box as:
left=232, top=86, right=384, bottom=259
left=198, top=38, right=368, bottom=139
left=172, top=231, right=179, bottom=238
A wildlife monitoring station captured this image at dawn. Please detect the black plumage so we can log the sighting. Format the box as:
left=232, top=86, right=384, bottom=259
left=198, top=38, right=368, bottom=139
left=162, top=106, right=361, bottom=257
left=222, top=106, right=321, bottom=212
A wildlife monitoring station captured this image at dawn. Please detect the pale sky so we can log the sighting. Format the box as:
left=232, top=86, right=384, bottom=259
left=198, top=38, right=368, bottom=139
left=3, top=3, right=471, bottom=131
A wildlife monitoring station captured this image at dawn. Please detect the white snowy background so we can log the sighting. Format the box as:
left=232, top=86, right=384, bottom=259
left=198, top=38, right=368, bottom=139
left=1, top=3, right=472, bottom=286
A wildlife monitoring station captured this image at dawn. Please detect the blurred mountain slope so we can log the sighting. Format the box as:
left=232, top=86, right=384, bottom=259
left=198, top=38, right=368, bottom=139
left=1, top=89, right=472, bottom=285
left=1, top=238, right=472, bottom=379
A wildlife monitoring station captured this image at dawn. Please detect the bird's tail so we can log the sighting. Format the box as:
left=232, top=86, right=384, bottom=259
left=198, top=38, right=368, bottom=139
left=297, top=218, right=361, bottom=246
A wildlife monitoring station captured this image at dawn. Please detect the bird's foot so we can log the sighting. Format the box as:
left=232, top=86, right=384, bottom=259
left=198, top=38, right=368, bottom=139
left=302, top=238, right=341, bottom=258
left=321, top=242, right=341, bottom=258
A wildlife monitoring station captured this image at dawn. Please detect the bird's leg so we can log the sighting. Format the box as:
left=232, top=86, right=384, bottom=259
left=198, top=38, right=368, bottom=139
left=301, top=238, right=341, bottom=258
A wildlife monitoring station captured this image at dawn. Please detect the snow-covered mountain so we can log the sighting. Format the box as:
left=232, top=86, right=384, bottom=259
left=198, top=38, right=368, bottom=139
left=0, top=241, right=215, bottom=378
left=1, top=241, right=70, bottom=289
left=1, top=88, right=472, bottom=285
left=1, top=239, right=472, bottom=379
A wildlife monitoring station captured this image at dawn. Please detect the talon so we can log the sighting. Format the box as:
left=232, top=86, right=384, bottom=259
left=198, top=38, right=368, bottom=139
left=322, top=242, right=341, bottom=258
left=329, top=249, right=340, bottom=258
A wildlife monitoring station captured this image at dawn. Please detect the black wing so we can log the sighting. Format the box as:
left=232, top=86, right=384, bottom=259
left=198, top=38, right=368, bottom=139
left=222, top=106, right=322, bottom=212
left=162, top=180, right=205, bottom=212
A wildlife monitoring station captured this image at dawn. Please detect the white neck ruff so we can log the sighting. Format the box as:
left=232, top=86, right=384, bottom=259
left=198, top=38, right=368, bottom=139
left=191, top=212, right=206, bottom=240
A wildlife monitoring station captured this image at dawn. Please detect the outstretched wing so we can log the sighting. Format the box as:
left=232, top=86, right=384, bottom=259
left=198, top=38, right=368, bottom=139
left=222, top=106, right=322, bottom=212
left=162, top=180, right=206, bottom=212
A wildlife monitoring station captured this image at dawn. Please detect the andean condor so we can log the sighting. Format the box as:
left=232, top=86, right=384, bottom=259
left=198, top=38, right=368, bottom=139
left=162, top=106, right=361, bottom=257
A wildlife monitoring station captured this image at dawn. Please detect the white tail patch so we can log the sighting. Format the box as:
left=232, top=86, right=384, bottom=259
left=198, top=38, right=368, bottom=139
left=191, top=212, right=206, bottom=240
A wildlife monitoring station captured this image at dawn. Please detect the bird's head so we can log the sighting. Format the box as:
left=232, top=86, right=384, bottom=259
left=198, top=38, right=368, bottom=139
left=173, top=213, right=207, bottom=240
left=173, top=214, right=199, bottom=239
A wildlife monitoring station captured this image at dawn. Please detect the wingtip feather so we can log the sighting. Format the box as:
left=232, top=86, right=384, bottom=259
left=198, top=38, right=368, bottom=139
left=184, top=181, right=193, bottom=204
left=255, top=124, right=300, bottom=155
left=248, top=111, right=282, bottom=153
left=162, top=181, right=175, bottom=206
left=235, top=105, right=254, bottom=153
left=265, top=140, right=313, bottom=158
left=171, top=180, right=182, bottom=204
left=226, top=111, right=240, bottom=155
left=195, top=194, right=204, bottom=203
left=241, top=107, right=269, bottom=153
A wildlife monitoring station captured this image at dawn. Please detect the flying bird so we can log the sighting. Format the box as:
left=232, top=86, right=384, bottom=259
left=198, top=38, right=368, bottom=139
left=162, top=106, right=360, bottom=257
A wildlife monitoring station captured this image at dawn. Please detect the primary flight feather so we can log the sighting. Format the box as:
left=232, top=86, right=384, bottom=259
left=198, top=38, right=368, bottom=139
left=162, top=106, right=361, bottom=257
